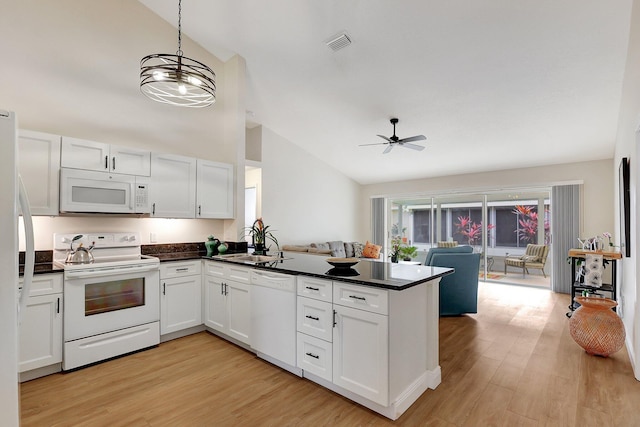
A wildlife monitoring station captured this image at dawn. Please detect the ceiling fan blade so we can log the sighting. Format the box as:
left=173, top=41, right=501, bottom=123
left=397, top=135, right=426, bottom=143
left=377, top=134, right=393, bottom=143
left=359, top=142, right=388, bottom=146
left=399, top=142, right=425, bottom=151
left=383, top=145, right=394, bottom=154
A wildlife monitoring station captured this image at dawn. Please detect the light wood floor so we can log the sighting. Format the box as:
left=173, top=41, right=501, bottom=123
left=20, top=282, right=640, bottom=426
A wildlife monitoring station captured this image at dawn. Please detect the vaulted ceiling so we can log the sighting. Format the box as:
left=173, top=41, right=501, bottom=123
left=140, top=0, right=634, bottom=184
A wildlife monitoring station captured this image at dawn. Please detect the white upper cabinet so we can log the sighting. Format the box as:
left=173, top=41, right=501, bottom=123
left=196, top=159, right=234, bottom=219
left=149, top=152, right=197, bottom=218
left=18, top=130, right=61, bottom=216
left=61, top=137, right=151, bottom=176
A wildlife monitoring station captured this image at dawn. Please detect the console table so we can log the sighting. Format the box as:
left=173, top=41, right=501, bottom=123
left=566, top=249, right=621, bottom=317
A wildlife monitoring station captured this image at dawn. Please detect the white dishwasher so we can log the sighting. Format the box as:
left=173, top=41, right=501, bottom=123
left=250, top=270, right=302, bottom=376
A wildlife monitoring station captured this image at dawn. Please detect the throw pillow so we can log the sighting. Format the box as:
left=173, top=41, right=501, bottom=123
left=362, top=241, right=382, bottom=259
left=522, top=255, right=539, bottom=262
left=328, top=241, right=346, bottom=258
left=344, top=242, right=355, bottom=258
left=311, top=242, right=330, bottom=251
left=353, top=242, right=364, bottom=258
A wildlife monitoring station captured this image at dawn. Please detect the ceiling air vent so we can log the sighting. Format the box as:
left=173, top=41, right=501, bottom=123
left=325, top=32, right=352, bottom=52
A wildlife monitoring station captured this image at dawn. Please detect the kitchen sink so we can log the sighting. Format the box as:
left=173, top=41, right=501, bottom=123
left=212, top=253, right=289, bottom=264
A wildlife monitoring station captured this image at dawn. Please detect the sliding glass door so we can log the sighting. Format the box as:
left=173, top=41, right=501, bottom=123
left=389, top=188, right=551, bottom=287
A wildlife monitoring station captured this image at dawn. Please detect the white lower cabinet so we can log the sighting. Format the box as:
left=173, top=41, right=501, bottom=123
left=296, top=278, right=390, bottom=407
left=203, top=261, right=251, bottom=345
left=19, top=274, right=63, bottom=375
left=160, top=261, right=202, bottom=335
left=332, top=304, right=389, bottom=406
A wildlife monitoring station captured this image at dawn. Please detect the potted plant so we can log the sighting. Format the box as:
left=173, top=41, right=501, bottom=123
left=245, top=218, right=279, bottom=255
left=398, top=245, right=418, bottom=261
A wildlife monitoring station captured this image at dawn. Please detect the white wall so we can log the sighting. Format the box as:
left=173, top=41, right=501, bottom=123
left=614, top=0, right=640, bottom=380
left=360, top=159, right=615, bottom=242
left=260, top=126, right=363, bottom=245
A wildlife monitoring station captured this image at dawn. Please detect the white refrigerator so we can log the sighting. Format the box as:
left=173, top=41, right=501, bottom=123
left=0, top=110, right=35, bottom=426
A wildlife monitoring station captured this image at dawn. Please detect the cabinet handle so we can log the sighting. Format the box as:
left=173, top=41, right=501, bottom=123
left=221, top=282, right=224, bottom=295
left=305, top=286, right=320, bottom=291
left=56, top=297, right=60, bottom=314
left=305, top=352, right=319, bottom=359
left=152, top=202, right=156, bottom=215
left=305, top=315, right=320, bottom=321
left=176, top=267, right=189, bottom=272
left=104, top=155, right=108, bottom=169
left=349, top=295, right=366, bottom=301
left=333, top=310, right=337, bottom=327
left=163, top=282, right=166, bottom=295
left=198, top=205, right=201, bottom=216
left=112, top=156, right=116, bottom=170
left=224, top=283, right=228, bottom=295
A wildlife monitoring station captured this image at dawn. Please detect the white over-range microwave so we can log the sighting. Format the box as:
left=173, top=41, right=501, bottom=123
left=60, top=168, right=150, bottom=214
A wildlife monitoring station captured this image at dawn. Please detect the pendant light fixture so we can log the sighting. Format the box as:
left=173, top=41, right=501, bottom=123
left=140, top=0, right=216, bottom=108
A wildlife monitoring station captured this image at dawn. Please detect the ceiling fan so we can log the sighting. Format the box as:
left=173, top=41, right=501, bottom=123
left=360, top=118, right=427, bottom=154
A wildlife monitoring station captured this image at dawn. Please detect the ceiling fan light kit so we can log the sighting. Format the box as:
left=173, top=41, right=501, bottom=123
left=360, top=118, right=427, bottom=154
left=140, top=0, right=216, bottom=108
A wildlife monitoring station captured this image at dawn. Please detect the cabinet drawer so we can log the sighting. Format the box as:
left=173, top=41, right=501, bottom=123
left=227, top=264, right=251, bottom=284
left=297, top=297, right=333, bottom=342
left=297, top=332, right=332, bottom=382
left=333, top=282, right=388, bottom=315
left=297, top=276, right=332, bottom=302
left=159, top=261, right=201, bottom=279
left=203, top=261, right=251, bottom=284
left=203, top=260, right=225, bottom=277
left=20, top=273, right=63, bottom=297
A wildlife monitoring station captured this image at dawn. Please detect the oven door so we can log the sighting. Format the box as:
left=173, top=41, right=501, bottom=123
left=63, top=265, right=160, bottom=342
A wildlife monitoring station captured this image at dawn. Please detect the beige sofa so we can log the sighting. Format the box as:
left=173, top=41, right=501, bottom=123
left=282, top=241, right=382, bottom=259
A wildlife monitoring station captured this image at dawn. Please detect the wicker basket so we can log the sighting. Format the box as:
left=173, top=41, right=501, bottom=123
left=569, top=296, right=625, bottom=357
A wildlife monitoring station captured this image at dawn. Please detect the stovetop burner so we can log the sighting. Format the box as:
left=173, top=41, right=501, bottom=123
left=53, top=232, right=159, bottom=271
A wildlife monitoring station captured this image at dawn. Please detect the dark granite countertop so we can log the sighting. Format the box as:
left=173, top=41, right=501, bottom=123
left=203, top=252, right=453, bottom=291
left=19, top=263, right=64, bottom=277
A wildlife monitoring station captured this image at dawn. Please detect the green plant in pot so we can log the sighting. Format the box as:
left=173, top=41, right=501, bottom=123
left=245, top=218, right=279, bottom=255
left=398, top=245, right=418, bottom=261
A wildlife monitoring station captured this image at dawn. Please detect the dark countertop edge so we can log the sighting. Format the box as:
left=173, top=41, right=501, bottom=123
left=201, top=256, right=454, bottom=291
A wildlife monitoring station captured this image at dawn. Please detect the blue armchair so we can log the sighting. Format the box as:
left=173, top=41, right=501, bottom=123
left=425, top=246, right=480, bottom=316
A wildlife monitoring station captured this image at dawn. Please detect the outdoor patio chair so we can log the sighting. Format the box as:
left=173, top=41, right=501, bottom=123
left=504, top=244, right=549, bottom=277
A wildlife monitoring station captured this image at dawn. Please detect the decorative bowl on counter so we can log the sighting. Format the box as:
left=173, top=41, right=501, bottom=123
left=326, top=267, right=360, bottom=277
left=326, top=257, right=360, bottom=269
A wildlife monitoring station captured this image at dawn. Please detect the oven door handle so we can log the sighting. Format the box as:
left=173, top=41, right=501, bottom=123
left=64, top=264, right=159, bottom=279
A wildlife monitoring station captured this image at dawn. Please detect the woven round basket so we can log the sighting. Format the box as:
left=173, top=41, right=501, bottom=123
left=569, top=296, right=625, bottom=357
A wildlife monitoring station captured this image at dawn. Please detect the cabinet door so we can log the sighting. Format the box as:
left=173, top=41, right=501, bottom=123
left=61, top=137, right=110, bottom=172
left=110, top=145, right=151, bottom=176
left=160, top=275, right=202, bottom=335
left=203, top=275, right=227, bottom=332
left=196, top=159, right=234, bottom=218
left=150, top=153, right=196, bottom=218
left=333, top=305, right=388, bottom=406
left=18, top=130, right=60, bottom=216
left=226, top=280, right=251, bottom=345
left=19, top=293, right=63, bottom=372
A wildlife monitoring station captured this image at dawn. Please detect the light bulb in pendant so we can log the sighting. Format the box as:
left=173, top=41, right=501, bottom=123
left=178, top=83, right=187, bottom=95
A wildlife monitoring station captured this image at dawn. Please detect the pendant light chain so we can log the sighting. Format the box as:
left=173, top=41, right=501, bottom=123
left=177, top=0, right=183, bottom=57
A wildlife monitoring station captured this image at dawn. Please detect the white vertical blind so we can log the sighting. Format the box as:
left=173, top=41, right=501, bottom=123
left=371, top=197, right=385, bottom=246
left=551, top=185, right=581, bottom=293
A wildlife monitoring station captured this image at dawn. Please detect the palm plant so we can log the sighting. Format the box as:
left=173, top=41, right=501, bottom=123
left=245, top=218, right=279, bottom=254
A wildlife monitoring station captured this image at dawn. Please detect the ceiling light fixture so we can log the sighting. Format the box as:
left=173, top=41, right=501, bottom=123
left=140, top=0, right=216, bottom=108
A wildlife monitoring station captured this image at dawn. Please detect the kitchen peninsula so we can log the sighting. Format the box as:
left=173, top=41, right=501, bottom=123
left=206, top=252, right=453, bottom=420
